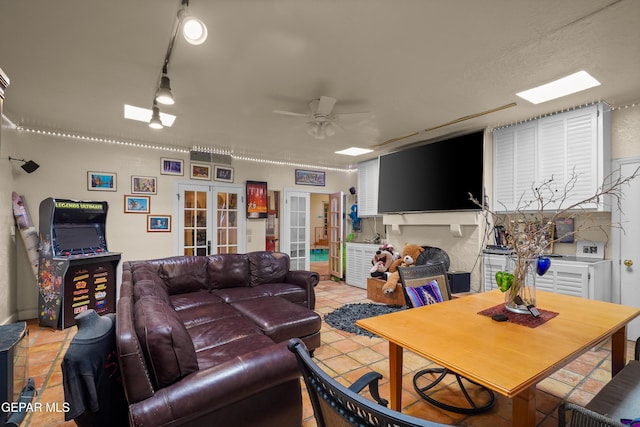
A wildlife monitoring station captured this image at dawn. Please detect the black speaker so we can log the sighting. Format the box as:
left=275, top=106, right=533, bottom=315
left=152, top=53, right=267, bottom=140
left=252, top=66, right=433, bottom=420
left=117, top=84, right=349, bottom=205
left=447, top=271, right=470, bottom=294
left=21, top=161, right=39, bottom=174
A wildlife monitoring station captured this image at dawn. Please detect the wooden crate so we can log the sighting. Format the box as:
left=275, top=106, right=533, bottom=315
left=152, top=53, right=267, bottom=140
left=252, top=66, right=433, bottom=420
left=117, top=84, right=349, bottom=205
left=367, top=278, right=406, bottom=306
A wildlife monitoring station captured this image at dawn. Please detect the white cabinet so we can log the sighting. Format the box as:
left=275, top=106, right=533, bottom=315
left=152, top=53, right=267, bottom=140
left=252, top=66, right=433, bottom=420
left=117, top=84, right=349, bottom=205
left=492, top=103, right=610, bottom=212
left=482, top=253, right=612, bottom=301
left=357, top=158, right=379, bottom=216
left=346, top=243, right=379, bottom=289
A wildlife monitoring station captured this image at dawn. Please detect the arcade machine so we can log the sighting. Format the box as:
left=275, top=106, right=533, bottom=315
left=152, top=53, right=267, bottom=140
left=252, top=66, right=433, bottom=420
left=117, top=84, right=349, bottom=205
left=37, top=198, right=121, bottom=329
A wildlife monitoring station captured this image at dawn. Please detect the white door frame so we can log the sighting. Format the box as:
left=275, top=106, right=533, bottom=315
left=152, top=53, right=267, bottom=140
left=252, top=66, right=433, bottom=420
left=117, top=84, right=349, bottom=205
left=611, top=157, right=640, bottom=340
left=283, top=189, right=311, bottom=271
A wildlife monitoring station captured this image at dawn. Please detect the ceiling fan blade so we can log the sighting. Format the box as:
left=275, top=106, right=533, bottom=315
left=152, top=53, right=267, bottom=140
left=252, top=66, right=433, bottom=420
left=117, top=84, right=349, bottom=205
left=335, top=111, right=370, bottom=119
left=272, top=110, right=309, bottom=117
left=316, top=96, right=336, bottom=116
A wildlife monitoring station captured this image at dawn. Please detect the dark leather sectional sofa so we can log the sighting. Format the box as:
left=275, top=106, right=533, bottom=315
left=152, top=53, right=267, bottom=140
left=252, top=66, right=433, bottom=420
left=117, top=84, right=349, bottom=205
left=116, top=251, right=321, bottom=427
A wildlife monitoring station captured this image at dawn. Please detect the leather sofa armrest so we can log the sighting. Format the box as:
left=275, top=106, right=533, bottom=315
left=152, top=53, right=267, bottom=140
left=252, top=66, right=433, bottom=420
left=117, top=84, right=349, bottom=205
left=285, top=270, right=319, bottom=309
left=128, top=342, right=300, bottom=427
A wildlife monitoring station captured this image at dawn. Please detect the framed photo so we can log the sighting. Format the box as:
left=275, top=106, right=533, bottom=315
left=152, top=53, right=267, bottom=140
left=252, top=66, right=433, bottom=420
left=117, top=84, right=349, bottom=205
left=295, top=169, right=325, bottom=186
left=147, top=215, right=171, bottom=232
left=87, top=171, right=117, bottom=191
left=190, top=163, right=211, bottom=180
left=576, top=240, right=605, bottom=259
left=246, top=181, right=268, bottom=219
left=554, top=217, right=575, bottom=243
left=214, top=165, right=234, bottom=183
left=124, top=195, right=150, bottom=214
left=131, top=175, right=157, bottom=194
left=161, top=158, right=184, bottom=176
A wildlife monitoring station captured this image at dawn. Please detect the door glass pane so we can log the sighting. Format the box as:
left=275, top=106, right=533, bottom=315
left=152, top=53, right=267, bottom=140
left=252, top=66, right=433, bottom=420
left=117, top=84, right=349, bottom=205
left=183, top=189, right=208, bottom=256
left=185, top=191, right=195, bottom=209
left=184, top=210, right=194, bottom=227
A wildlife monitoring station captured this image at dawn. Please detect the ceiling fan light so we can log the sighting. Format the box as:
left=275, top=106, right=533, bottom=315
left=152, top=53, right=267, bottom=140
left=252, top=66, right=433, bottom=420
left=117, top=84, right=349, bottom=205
left=324, top=122, right=336, bottom=137
left=181, top=15, right=208, bottom=45
left=156, top=74, right=175, bottom=105
left=149, top=105, right=164, bottom=129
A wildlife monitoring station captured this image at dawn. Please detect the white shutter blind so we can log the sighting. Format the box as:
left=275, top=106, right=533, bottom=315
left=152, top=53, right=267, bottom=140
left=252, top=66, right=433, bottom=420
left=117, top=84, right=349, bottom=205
left=513, top=124, right=537, bottom=207
left=493, top=127, right=515, bottom=210
left=357, top=158, right=379, bottom=216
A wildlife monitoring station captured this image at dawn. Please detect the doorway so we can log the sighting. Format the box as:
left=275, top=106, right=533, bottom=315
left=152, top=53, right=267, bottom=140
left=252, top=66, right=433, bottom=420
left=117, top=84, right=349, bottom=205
left=310, top=194, right=330, bottom=280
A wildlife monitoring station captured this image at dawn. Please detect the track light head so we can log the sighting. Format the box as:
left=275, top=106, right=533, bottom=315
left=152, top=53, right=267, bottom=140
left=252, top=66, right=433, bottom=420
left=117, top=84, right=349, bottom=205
left=8, top=157, right=40, bottom=173
left=178, top=8, right=208, bottom=45
left=149, top=104, right=164, bottom=129
left=156, top=74, right=175, bottom=105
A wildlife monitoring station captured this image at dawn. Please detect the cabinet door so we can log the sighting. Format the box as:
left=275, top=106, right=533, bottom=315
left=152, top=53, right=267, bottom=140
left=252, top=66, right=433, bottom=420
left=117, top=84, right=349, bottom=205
left=357, top=158, right=379, bottom=216
left=492, top=122, right=536, bottom=211
left=482, top=254, right=508, bottom=292
left=554, top=263, right=589, bottom=298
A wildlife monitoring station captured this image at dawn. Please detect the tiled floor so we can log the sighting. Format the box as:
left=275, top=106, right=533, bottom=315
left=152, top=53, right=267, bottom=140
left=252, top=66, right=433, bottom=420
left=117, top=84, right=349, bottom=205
left=22, top=279, right=633, bottom=427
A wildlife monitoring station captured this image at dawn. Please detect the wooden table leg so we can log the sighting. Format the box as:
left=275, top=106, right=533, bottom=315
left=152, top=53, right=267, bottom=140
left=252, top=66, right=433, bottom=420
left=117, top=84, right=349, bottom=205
left=389, top=342, right=403, bottom=411
left=512, top=385, right=536, bottom=427
left=611, top=325, right=627, bottom=376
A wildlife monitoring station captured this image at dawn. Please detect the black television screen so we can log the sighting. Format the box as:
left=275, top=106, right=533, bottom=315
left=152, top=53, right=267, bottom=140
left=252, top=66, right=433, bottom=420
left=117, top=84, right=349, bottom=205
left=377, top=131, right=484, bottom=213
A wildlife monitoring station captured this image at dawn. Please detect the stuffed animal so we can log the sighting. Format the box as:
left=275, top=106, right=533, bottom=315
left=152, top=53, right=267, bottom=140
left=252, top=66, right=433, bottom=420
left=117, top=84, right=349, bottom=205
left=370, top=247, right=394, bottom=278
left=382, top=243, right=425, bottom=294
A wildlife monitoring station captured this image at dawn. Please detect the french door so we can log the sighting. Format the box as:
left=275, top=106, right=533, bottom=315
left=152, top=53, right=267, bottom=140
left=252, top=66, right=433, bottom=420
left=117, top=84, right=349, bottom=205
left=283, top=190, right=310, bottom=271
left=328, top=192, right=343, bottom=278
left=178, top=183, right=246, bottom=255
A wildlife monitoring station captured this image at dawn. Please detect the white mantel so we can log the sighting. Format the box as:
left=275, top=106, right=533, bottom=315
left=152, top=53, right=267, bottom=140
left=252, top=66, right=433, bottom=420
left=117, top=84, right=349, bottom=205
left=382, top=211, right=481, bottom=237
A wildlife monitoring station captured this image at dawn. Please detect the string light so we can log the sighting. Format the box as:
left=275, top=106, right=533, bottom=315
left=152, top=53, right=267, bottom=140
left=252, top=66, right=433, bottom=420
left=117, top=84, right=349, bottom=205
left=491, top=100, right=639, bottom=132
left=12, top=126, right=355, bottom=172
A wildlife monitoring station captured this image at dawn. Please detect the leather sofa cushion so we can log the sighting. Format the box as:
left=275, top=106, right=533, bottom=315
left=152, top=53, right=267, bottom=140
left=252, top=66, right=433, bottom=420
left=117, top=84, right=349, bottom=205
left=207, top=253, right=250, bottom=289
left=158, top=256, right=209, bottom=294
left=248, top=251, right=289, bottom=286
left=133, top=280, right=171, bottom=305
left=231, top=297, right=321, bottom=343
left=134, top=297, right=199, bottom=388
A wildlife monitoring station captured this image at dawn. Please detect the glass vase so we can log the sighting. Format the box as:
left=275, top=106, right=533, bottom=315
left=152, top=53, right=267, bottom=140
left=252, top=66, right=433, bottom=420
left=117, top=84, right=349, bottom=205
left=504, top=256, right=536, bottom=314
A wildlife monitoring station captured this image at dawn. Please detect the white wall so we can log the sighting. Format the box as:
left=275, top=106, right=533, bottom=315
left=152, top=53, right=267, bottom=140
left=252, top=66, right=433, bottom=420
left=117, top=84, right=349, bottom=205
left=3, top=129, right=355, bottom=320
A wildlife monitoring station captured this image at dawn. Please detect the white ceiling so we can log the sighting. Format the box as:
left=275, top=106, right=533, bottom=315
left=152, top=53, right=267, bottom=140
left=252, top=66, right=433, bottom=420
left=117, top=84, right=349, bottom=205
left=1, top=0, right=639, bottom=169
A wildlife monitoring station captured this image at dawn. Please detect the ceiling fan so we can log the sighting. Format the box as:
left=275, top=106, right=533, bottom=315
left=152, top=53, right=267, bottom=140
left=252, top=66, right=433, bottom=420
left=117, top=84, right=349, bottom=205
left=272, top=96, right=368, bottom=140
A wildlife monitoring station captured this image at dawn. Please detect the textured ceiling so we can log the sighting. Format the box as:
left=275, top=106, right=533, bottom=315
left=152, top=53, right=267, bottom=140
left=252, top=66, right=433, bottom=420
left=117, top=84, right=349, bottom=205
left=1, top=0, right=639, bottom=169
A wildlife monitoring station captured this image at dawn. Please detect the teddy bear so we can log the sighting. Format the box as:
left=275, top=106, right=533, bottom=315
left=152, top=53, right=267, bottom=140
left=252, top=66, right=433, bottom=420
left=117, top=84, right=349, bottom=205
left=370, top=246, right=395, bottom=278
left=382, top=243, right=425, bottom=294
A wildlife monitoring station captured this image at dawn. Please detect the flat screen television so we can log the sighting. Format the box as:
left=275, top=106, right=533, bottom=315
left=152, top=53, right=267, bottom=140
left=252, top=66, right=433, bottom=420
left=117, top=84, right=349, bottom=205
left=377, top=130, right=484, bottom=213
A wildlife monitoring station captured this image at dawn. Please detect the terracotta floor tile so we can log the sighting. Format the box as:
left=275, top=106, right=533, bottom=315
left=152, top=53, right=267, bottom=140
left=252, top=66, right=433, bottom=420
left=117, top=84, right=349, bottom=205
left=18, top=279, right=637, bottom=427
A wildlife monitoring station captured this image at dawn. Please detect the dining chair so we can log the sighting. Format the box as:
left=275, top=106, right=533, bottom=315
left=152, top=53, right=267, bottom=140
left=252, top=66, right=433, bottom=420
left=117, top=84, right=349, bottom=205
left=397, top=263, right=496, bottom=415
left=287, top=338, right=451, bottom=427
left=558, top=402, right=627, bottom=427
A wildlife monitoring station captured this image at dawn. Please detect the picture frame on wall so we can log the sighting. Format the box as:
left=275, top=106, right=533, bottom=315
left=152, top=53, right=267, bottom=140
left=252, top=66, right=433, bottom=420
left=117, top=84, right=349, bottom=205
left=190, top=163, right=211, bottom=180
left=124, top=195, right=150, bottom=214
left=246, top=181, right=268, bottom=219
left=147, top=215, right=172, bottom=232
left=295, top=169, right=325, bottom=186
left=87, top=171, right=117, bottom=191
left=131, top=175, right=157, bottom=194
left=160, top=158, right=184, bottom=176
left=213, top=165, right=234, bottom=182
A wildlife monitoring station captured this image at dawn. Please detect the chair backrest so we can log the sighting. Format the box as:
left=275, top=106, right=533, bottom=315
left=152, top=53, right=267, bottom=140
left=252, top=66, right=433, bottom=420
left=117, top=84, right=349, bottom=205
left=287, top=338, right=450, bottom=427
left=398, top=262, right=451, bottom=308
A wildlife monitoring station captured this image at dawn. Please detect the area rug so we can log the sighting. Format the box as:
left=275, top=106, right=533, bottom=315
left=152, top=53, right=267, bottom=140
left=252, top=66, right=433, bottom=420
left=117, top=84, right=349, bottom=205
left=324, top=303, right=405, bottom=338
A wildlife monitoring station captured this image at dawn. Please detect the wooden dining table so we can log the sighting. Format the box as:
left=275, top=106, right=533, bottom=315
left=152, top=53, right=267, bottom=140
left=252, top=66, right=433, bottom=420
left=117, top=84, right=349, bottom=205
left=355, top=289, right=640, bottom=427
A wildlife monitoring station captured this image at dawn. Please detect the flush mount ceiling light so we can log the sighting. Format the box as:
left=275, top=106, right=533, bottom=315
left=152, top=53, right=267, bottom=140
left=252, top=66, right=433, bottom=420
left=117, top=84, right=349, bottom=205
left=516, top=71, right=601, bottom=104
left=335, top=147, right=374, bottom=156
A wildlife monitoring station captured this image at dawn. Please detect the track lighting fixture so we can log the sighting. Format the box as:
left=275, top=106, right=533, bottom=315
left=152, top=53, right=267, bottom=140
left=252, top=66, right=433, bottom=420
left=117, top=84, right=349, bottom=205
left=149, top=102, right=164, bottom=129
left=156, top=66, right=175, bottom=105
left=8, top=157, right=40, bottom=173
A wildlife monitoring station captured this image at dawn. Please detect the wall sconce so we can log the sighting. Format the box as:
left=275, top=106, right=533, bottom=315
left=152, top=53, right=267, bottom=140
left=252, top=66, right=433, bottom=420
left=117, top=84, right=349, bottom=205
left=8, top=157, right=40, bottom=173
